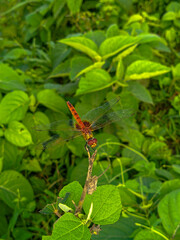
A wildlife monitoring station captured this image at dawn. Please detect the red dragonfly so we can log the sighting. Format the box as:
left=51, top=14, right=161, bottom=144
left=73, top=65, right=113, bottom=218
left=35, top=98, right=134, bottom=150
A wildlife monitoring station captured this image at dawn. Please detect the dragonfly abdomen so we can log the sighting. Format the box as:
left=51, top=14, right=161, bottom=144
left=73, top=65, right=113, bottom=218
left=67, top=101, right=85, bottom=129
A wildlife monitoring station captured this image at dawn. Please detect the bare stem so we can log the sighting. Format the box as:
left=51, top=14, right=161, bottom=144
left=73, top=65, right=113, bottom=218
left=75, top=147, right=97, bottom=215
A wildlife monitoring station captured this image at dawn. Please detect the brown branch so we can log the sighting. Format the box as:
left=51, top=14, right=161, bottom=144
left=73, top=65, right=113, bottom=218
left=75, top=147, right=97, bottom=215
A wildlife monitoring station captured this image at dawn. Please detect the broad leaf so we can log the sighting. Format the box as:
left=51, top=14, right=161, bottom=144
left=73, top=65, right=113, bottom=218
left=70, top=56, right=93, bottom=80
left=76, top=69, right=115, bottom=95
left=5, top=121, right=32, bottom=147
left=20, top=158, right=42, bottom=172
left=59, top=181, right=83, bottom=210
left=96, top=133, right=120, bottom=156
left=158, top=189, right=180, bottom=237
left=0, top=90, right=29, bottom=124
left=66, top=0, right=83, bottom=14
left=42, top=236, right=52, bottom=240
left=127, top=81, right=153, bottom=104
left=125, top=60, right=171, bottom=80
left=76, top=61, right=105, bottom=78
left=49, top=59, right=71, bottom=78
left=160, top=179, right=180, bottom=199
left=99, top=35, right=139, bottom=59
left=134, top=229, right=165, bottom=240
left=84, top=185, right=122, bottom=225
left=113, top=44, right=138, bottom=62
left=51, top=212, right=91, bottom=240
left=3, top=48, right=31, bottom=60
left=40, top=194, right=70, bottom=215
left=92, top=215, right=146, bottom=240
left=0, top=170, right=34, bottom=209
left=136, top=33, right=161, bottom=44
left=59, top=37, right=101, bottom=61
left=37, top=89, right=68, bottom=114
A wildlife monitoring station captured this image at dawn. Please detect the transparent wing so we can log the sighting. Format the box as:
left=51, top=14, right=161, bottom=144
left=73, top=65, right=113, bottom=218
left=82, top=97, right=120, bottom=124
left=33, top=119, right=78, bottom=132
left=32, top=119, right=83, bottom=150
left=35, top=132, right=82, bottom=150
left=90, top=108, right=134, bottom=131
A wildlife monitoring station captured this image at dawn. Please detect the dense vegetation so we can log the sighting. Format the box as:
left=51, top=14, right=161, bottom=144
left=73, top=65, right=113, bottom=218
left=0, top=0, right=180, bottom=239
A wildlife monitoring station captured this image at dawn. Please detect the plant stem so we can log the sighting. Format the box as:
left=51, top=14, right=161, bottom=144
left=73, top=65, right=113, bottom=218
left=75, top=147, right=97, bottom=215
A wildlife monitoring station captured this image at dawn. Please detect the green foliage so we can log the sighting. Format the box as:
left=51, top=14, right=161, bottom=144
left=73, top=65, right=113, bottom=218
left=0, top=0, right=180, bottom=239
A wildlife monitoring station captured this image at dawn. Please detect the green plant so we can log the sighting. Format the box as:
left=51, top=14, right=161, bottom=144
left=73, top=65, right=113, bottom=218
left=0, top=0, right=179, bottom=240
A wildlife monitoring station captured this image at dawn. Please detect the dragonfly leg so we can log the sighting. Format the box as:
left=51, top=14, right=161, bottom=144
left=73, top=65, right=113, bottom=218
left=84, top=142, right=90, bottom=152
left=84, top=143, right=96, bottom=154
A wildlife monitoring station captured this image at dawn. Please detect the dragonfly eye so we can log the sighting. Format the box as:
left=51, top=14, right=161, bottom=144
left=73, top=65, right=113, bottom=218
left=87, top=138, right=97, bottom=148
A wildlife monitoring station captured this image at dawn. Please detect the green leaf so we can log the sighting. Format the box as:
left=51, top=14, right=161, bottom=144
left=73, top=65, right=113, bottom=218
left=12, top=227, right=33, bottom=240
left=172, top=165, right=180, bottom=174
left=167, top=2, right=180, bottom=12
left=0, top=90, right=29, bottom=124
left=125, top=60, right=171, bottom=80
left=4, top=121, right=32, bottom=147
left=127, top=81, right=153, bottom=104
left=160, top=179, right=180, bottom=199
left=66, top=0, right=83, bottom=14
left=20, top=158, right=42, bottom=172
left=113, top=44, right=138, bottom=62
left=70, top=159, right=88, bottom=186
left=0, top=0, right=40, bottom=16
left=116, top=58, right=124, bottom=81
left=118, top=186, right=137, bottom=206
left=59, top=203, right=73, bottom=213
left=84, top=185, right=122, bottom=225
left=37, top=89, right=68, bottom=114
left=121, top=128, right=145, bottom=150
left=99, top=35, right=139, bottom=59
left=0, top=170, right=34, bottom=209
left=126, top=14, right=143, bottom=25
left=67, top=137, right=85, bottom=157
left=51, top=42, right=71, bottom=69
left=136, top=33, right=161, bottom=44
left=96, top=133, right=120, bottom=156
left=42, top=236, right=52, bottom=240
left=53, top=0, right=66, bottom=19
left=85, top=31, right=106, bottom=47
left=70, top=56, right=93, bottom=80
left=92, top=215, right=145, bottom=239
left=76, top=69, right=115, bottom=95
left=162, top=12, right=176, bottom=21
left=23, top=111, right=50, bottom=145
left=133, top=160, right=156, bottom=175
left=106, top=24, right=120, bottom=38
left=134, top=230, right=165, bottom=240
left=59, top=37, right=101, bottom=61
left=51, top=212, right=91, bottom=240
left=59, top=181, right=83, bottom=210
left=2, top=140, right=21, bottom=170
left=40, top=194, right=70, bottom=215
left=3, top=48, right=31, bottom=60
left=76, top=61, right=105, bottom=78
left=49, top=59, right=71, bottom=78
left=0, top=211, right=8, bottom=236
left=158, top=189, right=180, bottom=237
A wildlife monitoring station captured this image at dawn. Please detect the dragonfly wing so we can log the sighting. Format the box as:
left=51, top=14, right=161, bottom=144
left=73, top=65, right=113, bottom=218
left=82, top=97, right=120, bottom=123
left=33, top=119, right=83, bottom=150
left=91, top=108, right=134, bottom=131
left=33, top=119, right=79, bottom=133
left=35, top=131, right=82, bottom=150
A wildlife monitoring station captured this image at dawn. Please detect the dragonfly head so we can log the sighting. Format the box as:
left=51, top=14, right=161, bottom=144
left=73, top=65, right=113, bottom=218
left=87, top=138, right=97, bottom=148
